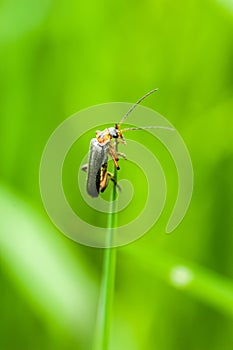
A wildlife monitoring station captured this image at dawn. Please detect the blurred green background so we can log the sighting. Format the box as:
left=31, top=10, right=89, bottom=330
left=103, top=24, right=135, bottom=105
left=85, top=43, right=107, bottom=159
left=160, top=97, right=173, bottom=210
left=1, top=0, right=233, bottom=349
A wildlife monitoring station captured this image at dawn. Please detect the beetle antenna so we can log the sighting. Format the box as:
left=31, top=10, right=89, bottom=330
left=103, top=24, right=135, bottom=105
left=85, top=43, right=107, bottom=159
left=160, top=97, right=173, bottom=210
left=121, top=126, right=174, bottom=132
left=118, top=88, right=158, bottom=127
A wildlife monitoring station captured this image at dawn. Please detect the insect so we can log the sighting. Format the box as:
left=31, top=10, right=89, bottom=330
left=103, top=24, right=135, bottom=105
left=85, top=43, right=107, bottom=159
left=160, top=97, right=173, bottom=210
left=82, top=88, right=173, bottom=197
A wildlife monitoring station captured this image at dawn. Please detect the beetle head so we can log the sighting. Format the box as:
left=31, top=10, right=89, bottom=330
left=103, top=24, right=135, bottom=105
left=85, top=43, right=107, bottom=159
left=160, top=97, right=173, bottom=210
left=108, top=127, right=118, bottom=138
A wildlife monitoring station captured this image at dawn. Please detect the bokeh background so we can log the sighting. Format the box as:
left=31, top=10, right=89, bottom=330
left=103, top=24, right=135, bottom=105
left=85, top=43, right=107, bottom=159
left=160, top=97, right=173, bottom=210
left=0, top=0, right=233, bottom=349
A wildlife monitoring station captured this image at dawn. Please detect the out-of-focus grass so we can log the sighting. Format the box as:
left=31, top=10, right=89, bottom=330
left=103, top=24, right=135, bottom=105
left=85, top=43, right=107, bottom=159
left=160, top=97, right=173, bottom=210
left=2, top=180, right=233, bottom=350
left=126, top=245, right=233, bottom=317
left=0, top=182, right=97, bottom=348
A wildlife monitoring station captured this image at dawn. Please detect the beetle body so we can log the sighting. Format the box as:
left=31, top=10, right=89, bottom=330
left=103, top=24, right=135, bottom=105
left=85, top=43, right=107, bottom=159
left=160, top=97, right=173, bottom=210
left=86, top=138, right=109, bottom=197
left=82, top=89, right=173, bottom=197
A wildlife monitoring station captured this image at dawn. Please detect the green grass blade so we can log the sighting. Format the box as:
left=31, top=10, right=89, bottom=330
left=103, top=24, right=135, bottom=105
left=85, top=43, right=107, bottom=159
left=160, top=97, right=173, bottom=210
left=94, top=166, right=118, bottom=350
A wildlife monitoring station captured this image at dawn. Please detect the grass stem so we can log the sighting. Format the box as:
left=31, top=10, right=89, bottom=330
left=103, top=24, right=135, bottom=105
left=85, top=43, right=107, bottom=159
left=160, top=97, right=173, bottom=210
left=94, top=165, right=118, bottom=350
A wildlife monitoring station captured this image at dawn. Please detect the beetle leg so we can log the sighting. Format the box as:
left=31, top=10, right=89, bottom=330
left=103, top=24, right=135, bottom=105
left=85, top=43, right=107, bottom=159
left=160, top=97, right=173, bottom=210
left=99, top=163, right=108, bottom=193
left=100, top=173, right=121, bottom=193
left=117, top=152, right=127, bottom=159
left=117, top=137, right=127, bottom=145
left=107, top=172, right=121, bottom=192
left=109, top=143, right=118, bottom=159
left=81, top=164, right=88, bottom=172
left=109, top=146, right=120, bottom=170
left=99, top=164, right=121, bottom=193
